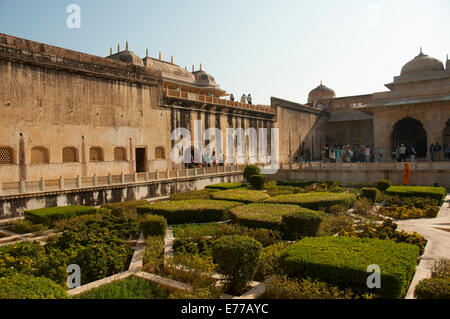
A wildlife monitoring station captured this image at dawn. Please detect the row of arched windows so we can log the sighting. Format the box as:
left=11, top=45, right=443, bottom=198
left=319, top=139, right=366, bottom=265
left=0, top=146, right=166, bottom=165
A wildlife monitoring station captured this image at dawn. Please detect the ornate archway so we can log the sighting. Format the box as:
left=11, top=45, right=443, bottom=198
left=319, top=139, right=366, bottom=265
left=391, top=117, right=427, bottom=158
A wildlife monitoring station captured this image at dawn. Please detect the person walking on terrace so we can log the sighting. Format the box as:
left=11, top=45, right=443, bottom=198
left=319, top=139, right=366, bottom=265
left=247, top=94, right=252, bottom=105
left=230, top=94, right=235, bottom=102
left=399, top=144, right=407, bottom=162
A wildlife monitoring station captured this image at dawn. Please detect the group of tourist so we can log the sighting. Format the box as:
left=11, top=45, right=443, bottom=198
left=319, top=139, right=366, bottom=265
left=429, top=142, right=446, bottom=161
left=392, top=144, right=417, bottom=162
left=229, top=94, right=252, bottom=105
left=320, top=145, right=372, bottom=163
left=184, top=151, right=224, bottom=169
left=294, top=147, right=312, bottom=164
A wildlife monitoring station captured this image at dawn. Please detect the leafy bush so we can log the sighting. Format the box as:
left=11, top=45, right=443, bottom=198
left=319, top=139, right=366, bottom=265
left=211, top=189, right=270, bottom=203
left=282, top=211, right=322, bottom=240
left=386, top=186, right=446, bottom=205
left=205, top=183, right=246, bottom=190
left=328, top=205, right=348, bottom=215
left=385, top=195, right=440, bottom=209
left=361, top=188, right=383, bottom=203
left=141, top=215, right=167, bottom=238
left=101, top=200, right=148, bottom=214
left=317, top=214, right=354, bottom=237
left=432, top=258, right=450, bottom=279
left=229, top=203, right=317, bottom=232
left=353, top=198, right=374, bottom=215
left=142, top=237, right=165, bottom=274
left=0, top=274, right=67, bottom=299
left=255, top=242, right=292, bottom=281
left=277, top=180, right=316, bottom=187
left=243, top=165, right=261, bottom=181
left=414, top=278, right=450, bottom=299
left=137, top=200, right=241, bottom=224
left=380, top=205, right=440, bottom=219
left=77, top=276, right=170, bottom=299
left=281, top=236, right=420, bottom=298
left=266, top=185, right=303, bottom=197
left=24, top=205, right=98, bottom=225
left=339, top=219, right=427, bottom=255
left=376, top=179, right=392, bottom=192
left=265, top=192, right=356, bottom=212
left=212, top=235, right=262, bottom=294
left=265, top=275, right=355, bottom=299
left=10, top=220, right=48, bottom=235
left=248, top=174, right=267, bottom=190
left=169, top=189, right=213, bottom=201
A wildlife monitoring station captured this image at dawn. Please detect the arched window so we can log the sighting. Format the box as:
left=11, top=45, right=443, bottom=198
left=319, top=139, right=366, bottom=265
left=0, top=147, right=14, bottom=165
left=155, top=146, right=165, bottom=159
left=89, top=147, right=104, bottom=162
left=114, top=147, right=127, bottom=161
left=62, top=147, right=78, bottom=163
left=31, top=147, right=49, bottom=164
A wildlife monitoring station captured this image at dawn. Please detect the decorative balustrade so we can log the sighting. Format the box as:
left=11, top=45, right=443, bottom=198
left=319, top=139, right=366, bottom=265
left=164, top=88, right=276, bottom=115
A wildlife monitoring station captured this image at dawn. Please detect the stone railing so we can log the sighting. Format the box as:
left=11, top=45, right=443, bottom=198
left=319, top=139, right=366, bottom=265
left=280, top=161, right=450, bottom=171
left=0, top=164, right=248, bottom=197
left=164, top=88, right=276, bottom=115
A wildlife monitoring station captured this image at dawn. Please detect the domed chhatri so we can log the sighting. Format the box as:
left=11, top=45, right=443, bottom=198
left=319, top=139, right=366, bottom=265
left=400, top=48, right=444, bottom=76
left=307, top=81, right=336, bottom=104
left=192, top=69, right=219, bottom=88
left=107, top=50, right=144, bottom=66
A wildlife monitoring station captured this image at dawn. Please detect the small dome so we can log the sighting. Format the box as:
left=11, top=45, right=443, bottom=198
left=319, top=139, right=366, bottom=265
left=107, top=50, right=144, bottom=66
left=400, top=49, right=444, bottom=76
left=308, top=81, right=336, bottom=104
left=144, top=58, right=196, bottom=83
left=192, top=70, right=218, bottom=88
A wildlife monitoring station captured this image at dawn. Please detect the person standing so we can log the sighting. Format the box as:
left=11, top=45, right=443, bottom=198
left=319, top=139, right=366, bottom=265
left=410, top=145, right=417, bottom=162
left=429, top=143, right=435, bottom=161
left=435, top=143, right=442, bottom=161
left=247, top=94, right=252, bottom=105
left=399, top=144, right=407, bottom=162
left=240, top=94, right=247, bottom=104
left=365, top=146, right=371, bottom=163
left=305, top=147, right=311, bottom=164
left=230, top=94, right=235, bottom=102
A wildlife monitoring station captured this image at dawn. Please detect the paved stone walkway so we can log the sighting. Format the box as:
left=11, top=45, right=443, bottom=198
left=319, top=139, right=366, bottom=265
left=395, top=194, right=450, bottom=298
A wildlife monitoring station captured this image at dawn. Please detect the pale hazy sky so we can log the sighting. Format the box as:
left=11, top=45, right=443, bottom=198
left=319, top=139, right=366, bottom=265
left=1, top=0, right=449, bottom=105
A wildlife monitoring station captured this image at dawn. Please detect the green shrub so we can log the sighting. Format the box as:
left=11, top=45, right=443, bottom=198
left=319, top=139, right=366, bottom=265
left=248, top=174, right=267, bottom=190
left=376, top=179, right=392, bottom=192
left=277, top=180, right=316, bottom=187
left=385, top=195, right=440, bottom=209
left=281, top=236, right=420, bottom=298
left=255, top=242, right=292, bottom=281
left=265, top=192, right=356, bottom=212
left=265, top=275, right=355, bottom=299
left=433, top=182, right=441, bottom=187
left=205, top=183, right=246, bottom=190
left=317, top=214, right=354, bottom=237
left=385, top=186, right=446, bottom=205
left=169, top=189, right=212, bottom=201
left=212, top=235, right=262, bottom=294
left=361, top=188, right=383, bottom=203
left=101, top=200, right=148, bottom=214
left=229, top=203, right=317, bottom=232
left=432, top=258, right=450, bottom=279
left=353, top=198, right=374, bottom=215
left=243, top=165, right=261, bottom=181
left=282, top=211, right=322, bottom=240
left=24, top=205, right=98, bottom=225
left=141, top=215, right=167, bottom=238
left=10, top=220, right=48, bottom=234
left=211, top=189, right=270, bottom=203
left=0, top=274, right=67, bottom=299
left=142, top=237, right=165, bottom=274
left=137, top=200, right=241, bottom=224
left=266, top=185, right=302, bottom=197
left=414, top=278, right=450, bottom=299
left=77, top=276, right=170, bottom=299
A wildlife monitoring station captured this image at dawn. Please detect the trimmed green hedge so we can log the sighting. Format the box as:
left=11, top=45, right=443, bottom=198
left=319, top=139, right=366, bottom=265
left=414, top=278, right=450, bottom=299
left=24, top=205, right=98, bottom=225
left=229, top=203, right=320, bottom=238
left=101, top=200, right=148, bottom=214
left=136, top=200, right=241, bottom=224
left=141, top=215, right=167, bottom=238
left=277, top=180, right=316, bottom=188
left=265, top=192, right=356, bottom=211
left=243, top=165, right=261, bottom=181
left=205, top=183, right=247, bottom=190
left=281, top=236, right=420, bottom=298
left=169, top=189, right=213, bottom=201
left=248, top=174, right=267, bottom=190
left=211, top=189, right=270, bottom=203
left=361, top=188, right=383, bottom=203
left=0, top=274, right=68, bottom=299
left=386, top=186, right=446, bottom=205
left=282, top=211, right=322, bottom=240
left=376, top=179, right=392, bottom=192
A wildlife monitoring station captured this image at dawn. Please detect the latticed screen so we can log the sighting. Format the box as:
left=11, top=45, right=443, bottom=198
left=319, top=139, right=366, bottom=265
left=155, top=146, right=165, bottom=159
left=114, top=147, right=126, bottom=161
left=0, top=147, right=14, bottom=164
left=62, top=147, right=78, bottom=162
left=90, top=147, right=103, bottom=162
left=31, top=147, right=49, bottom=164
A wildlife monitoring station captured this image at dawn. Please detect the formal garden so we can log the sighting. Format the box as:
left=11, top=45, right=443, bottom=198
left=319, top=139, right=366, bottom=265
left=0, top=165, right=448, bottom=299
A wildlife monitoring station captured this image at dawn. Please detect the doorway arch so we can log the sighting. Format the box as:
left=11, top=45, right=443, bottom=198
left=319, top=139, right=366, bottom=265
left=391, top=117, right=427, bottom=158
